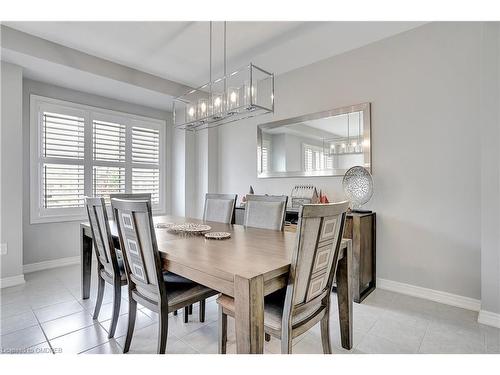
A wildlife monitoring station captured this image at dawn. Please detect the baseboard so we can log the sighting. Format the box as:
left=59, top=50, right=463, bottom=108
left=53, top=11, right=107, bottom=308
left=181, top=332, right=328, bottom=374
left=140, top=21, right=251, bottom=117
left=478, top=310, right=500, bottom=328
left=23, top=256, right=80, bottom=274
left=0, top=274, right=26, bottom=289
left=377, top=278, right=481, bottom=312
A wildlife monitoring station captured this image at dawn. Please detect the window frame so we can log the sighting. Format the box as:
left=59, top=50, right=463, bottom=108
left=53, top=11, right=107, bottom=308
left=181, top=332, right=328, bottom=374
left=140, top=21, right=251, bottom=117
left=30, top=94, right=167, bottom=224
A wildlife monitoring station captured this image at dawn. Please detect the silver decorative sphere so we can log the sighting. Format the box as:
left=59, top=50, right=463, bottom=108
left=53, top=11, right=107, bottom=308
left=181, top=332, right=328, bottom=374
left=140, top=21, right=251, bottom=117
left=342, top=166, right=373, bottom=210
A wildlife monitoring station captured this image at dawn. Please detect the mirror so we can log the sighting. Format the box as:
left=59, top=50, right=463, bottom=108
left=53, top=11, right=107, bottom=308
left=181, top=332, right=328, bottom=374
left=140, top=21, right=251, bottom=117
left=257, top=103, right=371, bottom=178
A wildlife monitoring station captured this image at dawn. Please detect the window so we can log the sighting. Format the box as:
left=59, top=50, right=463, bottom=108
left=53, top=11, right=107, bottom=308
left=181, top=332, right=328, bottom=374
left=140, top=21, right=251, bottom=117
left=303, top=144, right=330, bottom=172
left=31, top=95, right=166, bottom=223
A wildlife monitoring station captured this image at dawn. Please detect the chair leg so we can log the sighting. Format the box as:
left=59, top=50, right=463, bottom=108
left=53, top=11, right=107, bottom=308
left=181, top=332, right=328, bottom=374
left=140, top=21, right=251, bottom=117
left=173, top=310, right=178, bottom=316
left=265, top=333, right=271, bottom=342
left=107, top=281, right=121, bottom=338
left=157, top=307, right=168, bottom=354
left=123, top=297, right=137, bottom=353
left=92, top=275, right=105, bottom=320
left=218, top=305, right=227, bottom=354
left=183, top=306, right=189, bottom=323
left=188, top=304, right=193, bottom=315
left=281, top=330, right=292, bottom=354
left=199, top=299, right=206, bottom=323
left=320, top=312, right=332, bottom=354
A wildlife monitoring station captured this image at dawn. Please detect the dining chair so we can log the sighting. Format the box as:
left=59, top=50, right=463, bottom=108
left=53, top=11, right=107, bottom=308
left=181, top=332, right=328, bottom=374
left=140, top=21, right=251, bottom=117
left=110, top=192, right=203, bottom=322
left=217, top=201, right=349, bottom=354
left=112, top=198, right=218, bottom=354
left=203, top=193, right=238, bottom=224
left=243, top=194, right=288, bottom=231
left=85, top=197, right=126, bottom=339
left=109, top=193, right=152, bottom=202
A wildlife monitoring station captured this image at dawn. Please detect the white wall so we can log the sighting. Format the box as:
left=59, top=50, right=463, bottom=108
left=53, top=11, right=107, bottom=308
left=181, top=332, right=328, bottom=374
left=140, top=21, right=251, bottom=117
left=215, top=22, right=483, bottom=299
left=22, top=79, right=171, bottom=265
left=480, top=22, right=500, bottom=316
left=1, top=62, right=24, bottom=281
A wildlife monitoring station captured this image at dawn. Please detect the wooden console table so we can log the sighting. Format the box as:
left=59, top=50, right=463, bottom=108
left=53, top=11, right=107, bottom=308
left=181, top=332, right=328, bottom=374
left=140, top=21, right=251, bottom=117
left=343, top=212, right=376, bottom=303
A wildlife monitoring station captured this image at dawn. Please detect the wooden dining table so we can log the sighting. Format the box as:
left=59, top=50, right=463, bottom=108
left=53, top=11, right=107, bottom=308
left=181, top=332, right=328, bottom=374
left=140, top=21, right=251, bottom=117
left=80, top=215, right=353, bottom=354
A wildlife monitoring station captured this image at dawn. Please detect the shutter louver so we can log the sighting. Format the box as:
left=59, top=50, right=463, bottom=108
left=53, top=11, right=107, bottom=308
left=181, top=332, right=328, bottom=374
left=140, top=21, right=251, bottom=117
left=132, top=126, right=160, bottom=205
left=93, top=166, right=126, bottom=203
left=132, top=168, right=160, bottom=204
left=42, top=112, right=85, bottom=209
left=132, top=126, right=159, bottom=164
left=42, top=112, right=84, bottom=159
left=93, top=120, right=126, bottom=162
left=92, top=119, right=127, bottom=202
left=43, top=163, right=84, bottom=208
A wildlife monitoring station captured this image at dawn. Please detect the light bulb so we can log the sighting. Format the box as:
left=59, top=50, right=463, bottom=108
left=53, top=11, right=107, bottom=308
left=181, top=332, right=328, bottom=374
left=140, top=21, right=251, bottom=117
left=188, top=107, right=195, bottom=117
left=197, top=98, right=209, bottom=118
left=230, top=91, right=237, bottom=103
left=214, top=97, right=221, bottom=107
left=227, top=87, right=240, bottom=111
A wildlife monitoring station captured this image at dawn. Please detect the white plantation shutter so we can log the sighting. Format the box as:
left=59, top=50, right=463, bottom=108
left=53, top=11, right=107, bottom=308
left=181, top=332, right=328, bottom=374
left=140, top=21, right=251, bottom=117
left=132, top=168, right=160, bottom=203
left=31, top=96, right=165, bottom=223
left=92, top=119, right=126, bottom=202
left=93, top=120, right=126, bottom=162
left=43, top=164, right=84, bottom=208
left=93, top=166, right=126, bottom=203
left=325, top=155, right=333, bottom=169
left=132, top=126, right=159, bottom=164
left=41, top=112, right=85, bottom=209
left=304, top=147, right=313, bottom=171
left=131, top=126, right=160, bottom=204
left=314, top=151, right=321, bottom=170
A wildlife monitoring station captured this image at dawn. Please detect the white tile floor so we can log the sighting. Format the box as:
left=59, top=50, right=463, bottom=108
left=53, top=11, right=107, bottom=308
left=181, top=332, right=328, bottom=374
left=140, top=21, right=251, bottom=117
left=1, top=264, right=499, bottom=354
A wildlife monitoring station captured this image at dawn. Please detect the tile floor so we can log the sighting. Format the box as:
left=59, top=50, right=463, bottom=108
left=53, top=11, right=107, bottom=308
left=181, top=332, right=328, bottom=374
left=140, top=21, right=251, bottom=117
left=1, top=264, right=499, bottom=354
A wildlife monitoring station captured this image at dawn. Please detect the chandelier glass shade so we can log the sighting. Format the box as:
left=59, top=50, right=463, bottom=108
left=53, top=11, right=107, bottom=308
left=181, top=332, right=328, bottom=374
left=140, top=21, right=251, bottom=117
left=173, top=22, right=274, bottom=131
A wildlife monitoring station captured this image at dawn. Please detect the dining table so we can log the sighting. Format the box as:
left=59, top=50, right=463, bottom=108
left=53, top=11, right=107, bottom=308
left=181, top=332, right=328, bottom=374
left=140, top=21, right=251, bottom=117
left=80, top=215, right=353, bottom=354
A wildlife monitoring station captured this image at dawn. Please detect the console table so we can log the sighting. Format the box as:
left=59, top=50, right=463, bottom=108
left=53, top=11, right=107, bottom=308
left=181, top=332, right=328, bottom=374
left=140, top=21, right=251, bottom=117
left=235, top=206, right=376, bottom=303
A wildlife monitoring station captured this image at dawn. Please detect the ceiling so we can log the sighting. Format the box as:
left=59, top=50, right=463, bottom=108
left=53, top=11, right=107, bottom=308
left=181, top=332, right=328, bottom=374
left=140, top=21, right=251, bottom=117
left=3, top=21, right=426, bottom=109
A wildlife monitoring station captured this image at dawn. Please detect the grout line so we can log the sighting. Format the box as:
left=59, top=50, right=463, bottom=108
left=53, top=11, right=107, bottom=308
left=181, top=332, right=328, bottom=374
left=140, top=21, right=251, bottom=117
left=178, top=336, right=201, bottom=354
left=416, top=322, right=430, bottom=354
left=31, top=307, right=55, bottom=355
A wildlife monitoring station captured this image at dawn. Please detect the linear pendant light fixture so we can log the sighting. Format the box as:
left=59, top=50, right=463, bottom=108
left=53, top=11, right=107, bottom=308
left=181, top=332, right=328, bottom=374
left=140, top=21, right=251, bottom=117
left=173, top=21, right=275, bottom=131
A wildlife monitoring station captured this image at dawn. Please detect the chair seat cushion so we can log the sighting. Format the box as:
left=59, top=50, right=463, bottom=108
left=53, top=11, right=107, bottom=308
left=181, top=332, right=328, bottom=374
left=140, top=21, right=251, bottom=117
left=217, top=288, right=322, bottom=334
left=167, top=283, right=217, bottom=308
left=132, top=271, right=217, bottom=309
left=163, top=272, right=195, bottom=284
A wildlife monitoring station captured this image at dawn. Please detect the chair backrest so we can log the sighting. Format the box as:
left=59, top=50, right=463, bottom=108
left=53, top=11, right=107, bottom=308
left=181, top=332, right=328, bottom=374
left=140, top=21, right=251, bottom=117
left=243, top=194, right=288, bottom=231
left=112, top=198, right=166, bottom=305
left=85, top=197, right=120, bottom=278
left=203, top=193, right=237, bottom=224
left=284, top=202, right=349, bottom=317
left=109, top=193, right=152, bottom=203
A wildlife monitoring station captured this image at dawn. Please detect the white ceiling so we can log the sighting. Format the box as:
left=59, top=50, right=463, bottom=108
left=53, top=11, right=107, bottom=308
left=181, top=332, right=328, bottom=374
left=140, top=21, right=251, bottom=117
left=5, top=21, right=425, bottom=86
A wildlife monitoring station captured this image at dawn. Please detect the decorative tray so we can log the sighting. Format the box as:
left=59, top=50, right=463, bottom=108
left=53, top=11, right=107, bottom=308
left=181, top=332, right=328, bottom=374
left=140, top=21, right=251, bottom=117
left=169, top=223, right=212, bottom=234
left=204, top=232, right=231, bottom=240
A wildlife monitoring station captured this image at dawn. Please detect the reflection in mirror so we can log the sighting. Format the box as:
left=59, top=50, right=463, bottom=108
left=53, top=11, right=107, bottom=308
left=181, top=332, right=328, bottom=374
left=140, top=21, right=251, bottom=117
left=257, top=103, right=371, bottom=178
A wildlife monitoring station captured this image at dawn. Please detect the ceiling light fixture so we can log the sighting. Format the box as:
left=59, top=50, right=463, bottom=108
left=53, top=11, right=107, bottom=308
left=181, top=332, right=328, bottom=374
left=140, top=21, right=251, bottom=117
left=173, top=21, right=275, bottom=131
